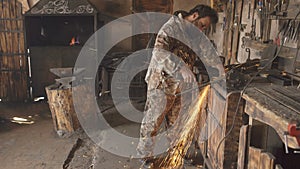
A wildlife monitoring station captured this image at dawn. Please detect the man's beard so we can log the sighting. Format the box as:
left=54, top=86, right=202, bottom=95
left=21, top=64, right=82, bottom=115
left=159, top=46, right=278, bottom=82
left=191, top=19, right=201, bottom=30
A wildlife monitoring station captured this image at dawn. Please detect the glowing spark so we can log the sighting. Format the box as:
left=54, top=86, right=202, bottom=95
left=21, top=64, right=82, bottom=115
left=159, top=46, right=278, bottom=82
left=160, top=86, right=209, bottom=169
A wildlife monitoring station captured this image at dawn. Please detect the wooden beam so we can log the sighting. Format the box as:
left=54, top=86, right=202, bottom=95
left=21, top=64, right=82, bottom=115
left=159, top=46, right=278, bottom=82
left=230, top=0, right=243, bottom=64
left=237, top=125, right=249, bottom=169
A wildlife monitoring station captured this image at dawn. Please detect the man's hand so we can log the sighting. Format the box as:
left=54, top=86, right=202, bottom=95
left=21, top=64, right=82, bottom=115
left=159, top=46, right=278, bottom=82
left=179, top=66, right=196, bottom=83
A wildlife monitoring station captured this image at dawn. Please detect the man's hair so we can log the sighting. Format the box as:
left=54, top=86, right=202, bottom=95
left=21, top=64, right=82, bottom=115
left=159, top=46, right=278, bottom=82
left=174, top=4, right=218, bottom=24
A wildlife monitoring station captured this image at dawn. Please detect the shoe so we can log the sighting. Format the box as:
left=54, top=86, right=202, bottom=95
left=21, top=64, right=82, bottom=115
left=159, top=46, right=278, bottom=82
left=139, top=159, right=154, bottom=169
left=184, top=159, right=193, bottom=166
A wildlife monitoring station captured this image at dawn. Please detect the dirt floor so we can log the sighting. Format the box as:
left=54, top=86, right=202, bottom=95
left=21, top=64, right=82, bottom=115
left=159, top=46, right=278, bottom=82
left=0, top=99, right=203, bottom=169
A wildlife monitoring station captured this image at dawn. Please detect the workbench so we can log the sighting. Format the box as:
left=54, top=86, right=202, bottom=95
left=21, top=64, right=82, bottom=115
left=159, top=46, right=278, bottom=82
left=239, top=84, right=300, bottom=169
left=243, top=84, right=300, bottom=149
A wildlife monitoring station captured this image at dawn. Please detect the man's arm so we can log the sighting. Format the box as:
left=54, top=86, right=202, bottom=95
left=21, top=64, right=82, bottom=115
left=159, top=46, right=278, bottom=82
left=151, top=30, right=195, bottom=83
left=151, top=31, right=182, bottom=74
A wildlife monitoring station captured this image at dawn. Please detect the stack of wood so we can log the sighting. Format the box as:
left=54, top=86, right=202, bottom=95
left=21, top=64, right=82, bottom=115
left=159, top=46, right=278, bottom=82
left=0, top=0, right=28, bottom=101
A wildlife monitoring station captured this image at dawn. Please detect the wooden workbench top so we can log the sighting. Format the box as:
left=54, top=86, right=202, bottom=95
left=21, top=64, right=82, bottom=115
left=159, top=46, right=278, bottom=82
left=243, top=84, right=300, bottom=149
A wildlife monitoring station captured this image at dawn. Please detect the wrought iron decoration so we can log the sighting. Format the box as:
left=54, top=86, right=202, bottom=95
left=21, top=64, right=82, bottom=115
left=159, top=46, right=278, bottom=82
left=31, top=0, right=95, bottom=14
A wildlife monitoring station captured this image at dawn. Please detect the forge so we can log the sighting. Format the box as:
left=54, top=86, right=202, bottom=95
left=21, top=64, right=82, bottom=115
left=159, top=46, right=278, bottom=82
left=24, top=0, right=99, bottom=98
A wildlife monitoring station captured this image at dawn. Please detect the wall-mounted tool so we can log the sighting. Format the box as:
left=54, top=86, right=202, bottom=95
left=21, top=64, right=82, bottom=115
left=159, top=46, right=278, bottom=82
left=248, top=3, right=251, bottom=19
left=291, top=21, right=299, bottom=42
left=282, top=20, right=300, bottom=43
left=249, top=19, right=256, bottom=39
left=257, top=0, right=265, bottom=39
left=245, top=48, right=251, bottom=62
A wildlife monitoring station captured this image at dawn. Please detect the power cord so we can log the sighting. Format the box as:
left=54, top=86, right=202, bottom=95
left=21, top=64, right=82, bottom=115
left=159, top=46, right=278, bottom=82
left=214, top=39, right=286, bottom=168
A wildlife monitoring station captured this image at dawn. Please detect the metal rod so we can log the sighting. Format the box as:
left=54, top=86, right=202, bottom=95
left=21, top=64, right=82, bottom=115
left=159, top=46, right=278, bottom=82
left=284, top=132, right=289, bottom=154
left=174, top=76, right=225, bottom=96
left=282, top=71, right=300, bottom=79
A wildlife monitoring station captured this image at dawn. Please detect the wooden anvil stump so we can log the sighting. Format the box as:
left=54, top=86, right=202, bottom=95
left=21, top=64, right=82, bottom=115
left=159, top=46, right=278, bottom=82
left=45, top=84, right=81, bottom=137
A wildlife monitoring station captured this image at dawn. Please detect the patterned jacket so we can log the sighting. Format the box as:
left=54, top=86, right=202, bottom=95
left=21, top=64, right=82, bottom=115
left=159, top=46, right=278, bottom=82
left=145, top=13, right=223, bottom=95
left=146, top=14, right=198, bottom=94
